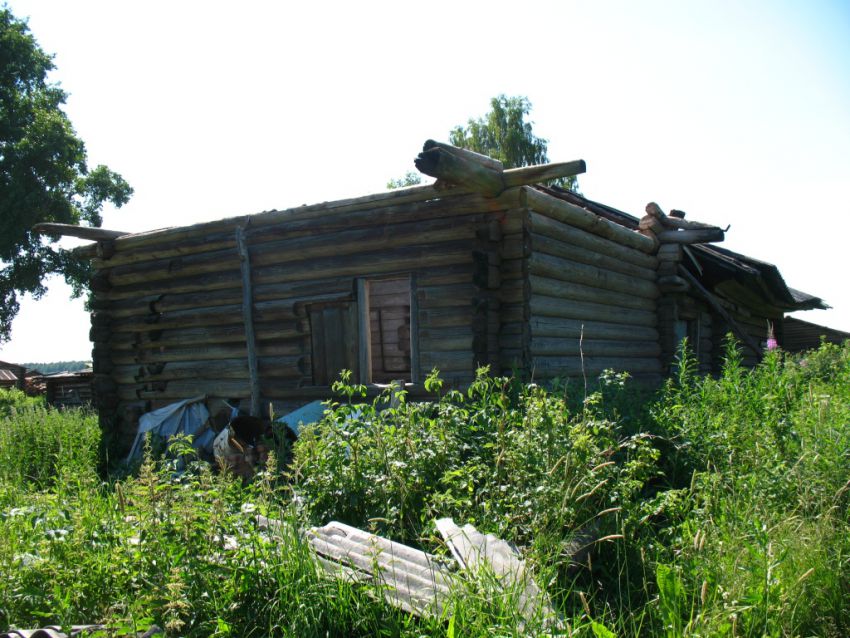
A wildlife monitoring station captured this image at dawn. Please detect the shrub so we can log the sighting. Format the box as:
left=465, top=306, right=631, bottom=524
left=0, top=406, right=99, bottom=490
left=0, top=387, right=43, bottom=416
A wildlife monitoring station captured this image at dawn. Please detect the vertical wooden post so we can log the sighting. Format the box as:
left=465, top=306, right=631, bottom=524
left=409, top=274, right=420, bottom=383
left=235, top=226, right=261, bottom=417
left=356, top=278, right=372, bottom=385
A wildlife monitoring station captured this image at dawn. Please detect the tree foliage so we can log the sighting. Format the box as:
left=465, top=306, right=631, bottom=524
left=0, top=8, right=133, bottom=342
left=449, top=94, right=578, bottom=192
left=386, top=171, right=421, bottom=190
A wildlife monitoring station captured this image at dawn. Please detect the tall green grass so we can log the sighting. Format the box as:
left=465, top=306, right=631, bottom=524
left=0, top=341, right=847, bottom=636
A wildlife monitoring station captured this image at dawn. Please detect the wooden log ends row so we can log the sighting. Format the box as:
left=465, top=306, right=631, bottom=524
left=640, top=202, right=726, bottom=251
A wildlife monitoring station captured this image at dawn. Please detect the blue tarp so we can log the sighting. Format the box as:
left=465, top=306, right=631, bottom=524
left=275, top=400, right=326, bottom=436
left=127, top=395, right=212, bottom=461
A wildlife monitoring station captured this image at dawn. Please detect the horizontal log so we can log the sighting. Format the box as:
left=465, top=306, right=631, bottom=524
left=530, top=356, right=662, bottom=377
left=529, top=338, right=661, bottom=358
left=521, top=187, right=655, bottom=254
left=109, top=322, right=306, bottom=351
left=418, top=306, right=473, bottom=329
left=498, top=279, right=526, bottom=305
left=500, top=209, right=526, bottom=235
left=102, top=243, right=473, bottom=301
left=656, top=228, right=725, bottom=244
left=419, top=334, right=474, bottom=352
left=502, top=160, right=587, bottom=188
left=106, top=215, right=478, bottom=287
left=529, top=253, right=659, bottom=300
left=531, top=233, right=656, bottom=282
left=110, top=340, right=305, bottom=365
left=419, top=350, right=475, bottom=373
left=113, top=356, right=308, bottom=384
left=118, top=379, right=252, bottom=401
left=103, top=268, right=243, bottom=301
left=109, top=303, right=244, bottom=333
left=421, top=139, right=504, bottom=171
left=529, top=212, right=657, bottom=270
left=500, top=258, right=525, bottom=280
left=252, top=243, right=476, bottom=289
left=501, top=233, right=529, bottom=260
left=107, top=294, right=334, bottom=334
left=531, top=294, right=658, bottom=327
left=32, top=222, right=130, bottom=241
left=89, top=197, right=502, bottom=269
left=415, top=145, right=505, bottom=197
left=529, top=275, right=656, bottom=311
left=105, top=278, right=356, bottom=319
left=656, top=243, right=683, bottom=262
left=95, top=189, right=523, bottom=270
left=657, top=275, right=690, bottom=293
left=501, top=304, right=530, bottom=323
left=416, top=267, right=472, bottom=287
left=416, top=283, right=476, bottom=309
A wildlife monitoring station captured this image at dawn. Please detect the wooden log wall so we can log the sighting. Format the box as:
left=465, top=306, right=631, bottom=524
left=89, top=190, right=521, bottom=443
left=519, top=189, right=662, bottom=380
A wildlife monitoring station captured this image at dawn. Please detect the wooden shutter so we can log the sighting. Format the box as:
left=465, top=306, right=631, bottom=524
left=309, top=301, right=359, bottom=386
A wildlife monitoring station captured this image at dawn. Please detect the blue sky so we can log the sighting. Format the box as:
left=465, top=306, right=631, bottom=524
left=1, top=0, right=848, bottom=362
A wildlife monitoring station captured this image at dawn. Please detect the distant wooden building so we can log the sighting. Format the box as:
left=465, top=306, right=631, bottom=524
left=44, top=370, right=94, bottom=409
left=35, top=142, right=827, bottom=448
left=781, top=317, right=850, bottom=353
left=0, top=360, right=26, bottom=391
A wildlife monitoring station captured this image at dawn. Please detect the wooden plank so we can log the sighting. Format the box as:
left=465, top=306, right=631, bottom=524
left=236, top=226, right=261, bottom=417
left=409, top=275, right=420, bottom=383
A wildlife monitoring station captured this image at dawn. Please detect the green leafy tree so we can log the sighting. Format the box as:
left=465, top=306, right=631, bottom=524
left=386, top=170, right=422, bottom=190
left=449, top=94, right=578, bottom=192
left=0, top=8, right=133, bottom=342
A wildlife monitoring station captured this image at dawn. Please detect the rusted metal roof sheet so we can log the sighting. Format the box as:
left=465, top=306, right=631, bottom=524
left=0, top=369, right=18, bottom=382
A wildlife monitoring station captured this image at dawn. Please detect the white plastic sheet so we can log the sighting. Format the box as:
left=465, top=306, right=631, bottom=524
left=127, top=395, right=212, bottom=461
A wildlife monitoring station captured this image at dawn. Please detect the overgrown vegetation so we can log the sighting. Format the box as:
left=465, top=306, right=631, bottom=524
left=0, top=341, right=847, bottom=636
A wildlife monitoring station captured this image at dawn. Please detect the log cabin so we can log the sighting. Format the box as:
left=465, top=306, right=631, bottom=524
left=35, top=141, right=827, bottom=449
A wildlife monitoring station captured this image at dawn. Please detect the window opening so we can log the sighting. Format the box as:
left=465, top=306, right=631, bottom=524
left=361, top=277, right=412, bottom=383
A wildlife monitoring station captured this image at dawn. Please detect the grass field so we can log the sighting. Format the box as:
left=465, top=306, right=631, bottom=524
left=0, top=341, right=847, bottom=636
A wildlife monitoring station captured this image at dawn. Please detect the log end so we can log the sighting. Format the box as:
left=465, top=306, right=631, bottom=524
left=645, top=202, right=664, bottom=218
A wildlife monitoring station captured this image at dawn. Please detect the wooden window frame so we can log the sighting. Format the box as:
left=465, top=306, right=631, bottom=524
left=357, top=275, right=418, bottom=385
